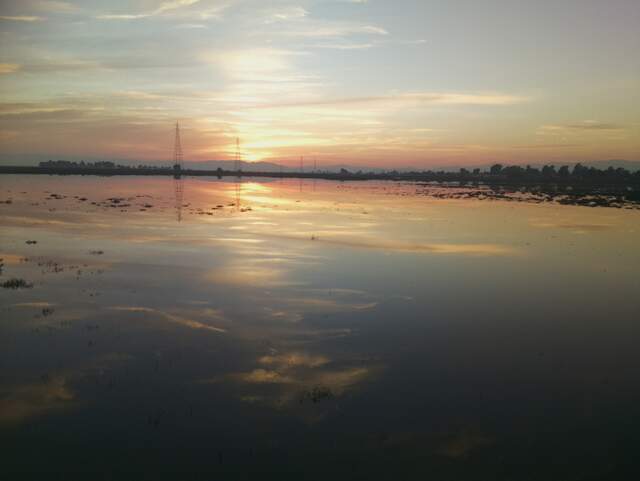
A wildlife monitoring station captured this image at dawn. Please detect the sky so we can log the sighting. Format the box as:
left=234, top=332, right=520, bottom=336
left=0, top=0, right=639, bottom=168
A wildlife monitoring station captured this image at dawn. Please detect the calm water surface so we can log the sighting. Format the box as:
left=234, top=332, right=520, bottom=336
left=1, top=175, right=639, bottom=480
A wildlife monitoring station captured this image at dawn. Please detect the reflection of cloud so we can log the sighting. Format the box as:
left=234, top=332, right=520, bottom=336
left=275, top=296, right=378, bottom=313
left=235, top=369, right=294, bottom=384
left=0, top=376, right=74, bottom=427
left=206, top=347, right=378, bottom=410
left=111, top=307, right=227, bottom=333
left=530, top=221, right=614, bottom=232
left=206, top=264, right=296, bottom=288
left=0, top=353, right=132, bottom=427
left=13, top=302, right=56, bottom=308
left=263, top=233, right=517, bottom=256
left=259, top=352, right=329, bottom=369
left=436, top=430, right=494, bottom=458
left=228, top=363, right=375, bottom=408
left=0, top=253, right=26, bottom=265
left=313, top=367, right=370, bottom=393
left=262, top=307, right=304, bottom=323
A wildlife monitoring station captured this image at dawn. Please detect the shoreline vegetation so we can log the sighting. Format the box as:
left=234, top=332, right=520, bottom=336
left=1, top=160, right=639, bottom=186
left=2, top=162, right=639, bottom=209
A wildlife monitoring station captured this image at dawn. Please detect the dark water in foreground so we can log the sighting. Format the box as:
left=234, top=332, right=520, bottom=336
left=1, top=175, right=639, bottom=480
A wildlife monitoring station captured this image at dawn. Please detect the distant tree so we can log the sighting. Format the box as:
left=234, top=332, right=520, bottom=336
left=526, top=165, right=540, bottom=175
left=558, top=165, right=570, bottom=177
left=502, top=165, right=525, bottom=178
left=542, top=165, right=556, bottom=178
left=572, top=162, right=586, bottom=177
left=490, top=164, right=503, bottom=175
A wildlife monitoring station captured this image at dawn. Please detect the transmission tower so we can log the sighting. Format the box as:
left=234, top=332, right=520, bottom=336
left=173, top=121, right=183, bottom=171
left=235, top=137, right=241, bottom=174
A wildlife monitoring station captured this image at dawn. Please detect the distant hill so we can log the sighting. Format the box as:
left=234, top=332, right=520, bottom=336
left=183, top=160, right=288, bottom=172
left=2, top=155, right=639, bottom=173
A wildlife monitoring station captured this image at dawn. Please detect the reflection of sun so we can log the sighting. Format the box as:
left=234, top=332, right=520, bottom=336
left=238, top=182, right=271, bottom=194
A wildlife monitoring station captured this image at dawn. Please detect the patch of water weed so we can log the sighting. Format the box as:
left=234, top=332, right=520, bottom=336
left=2, top=278, right=34, bottom=289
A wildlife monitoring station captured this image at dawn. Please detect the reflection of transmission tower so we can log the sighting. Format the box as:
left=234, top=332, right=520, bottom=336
left=234, top=137, right=241, bottom=175
left=173, top=121, right=183, bottom=172
left=235, top=179, right=241, bottom=211
left=174, top=176, right=184, bottom=222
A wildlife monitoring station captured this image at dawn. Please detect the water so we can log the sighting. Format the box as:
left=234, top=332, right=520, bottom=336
left=1, top=175, right=639, bottom=480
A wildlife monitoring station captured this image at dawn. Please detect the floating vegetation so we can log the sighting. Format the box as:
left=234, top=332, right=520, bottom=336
left=89, top=250, right=104, bottom=255
left=25, top=240, right=38, bottom=245
left=2, top=278, right=34, bottom=289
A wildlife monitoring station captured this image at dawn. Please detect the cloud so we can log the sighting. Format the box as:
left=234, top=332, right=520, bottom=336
left=275, top=22, right=388, bottom=38
left=0, top=63, right=20, bottom=74
left=538, top=120, right=625, bottom=134
left=310, top=37, right=425, bottom=51
left=155, top=0, right=203, bottom=15
left=0, top=15, right=44, bottom=21
left=221, top=48, right=294, bottom=74
left=264, top=6, right=308, bottom=23
left=251, top=91, right=529, bottom=110
left=97, top=0, right=227, bottom=21
left=34, top=1, right=78, bottom=13
left=313, top=42, right=374, bottom=50
left=174, top=22, right=207, bottom=28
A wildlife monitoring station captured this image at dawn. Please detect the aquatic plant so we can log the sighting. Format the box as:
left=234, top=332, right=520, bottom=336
left=2, top=278, right=34, bottom=289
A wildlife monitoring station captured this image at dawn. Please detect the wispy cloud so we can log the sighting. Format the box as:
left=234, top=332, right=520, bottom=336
left=264, top=6, right=308, bottom=23
left=251, top=92, right=529, bottom=110
left=97, top=0, right=228, bottom=21
left=34, top=1, right=79, bottom=13
left=273, top=23, right=388, bottom=38
left=0, top=15, right=44, bottom=21
left=313, top=42, right=374, bottom=50
left=538, top=120, right=625, bottom=135
left=0, top=63, right=20, bottom=74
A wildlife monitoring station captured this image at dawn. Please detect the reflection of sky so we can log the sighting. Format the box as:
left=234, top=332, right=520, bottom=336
left=1, top=175, right=640, bottom=478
